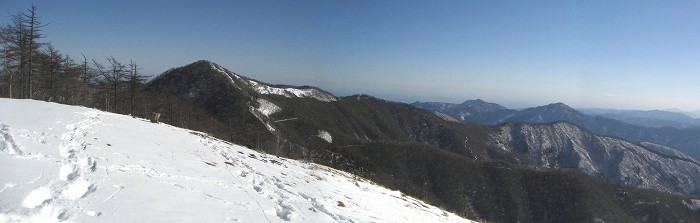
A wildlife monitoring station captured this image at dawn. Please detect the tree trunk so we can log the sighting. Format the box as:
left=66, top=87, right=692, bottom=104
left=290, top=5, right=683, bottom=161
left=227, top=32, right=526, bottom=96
left=3, top=48, right=11, bottom=98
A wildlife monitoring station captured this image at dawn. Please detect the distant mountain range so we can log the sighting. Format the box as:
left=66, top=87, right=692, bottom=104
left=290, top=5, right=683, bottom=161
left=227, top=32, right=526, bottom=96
left=666, top=108, right=700, bottom=119
left=412, top=100, right=700, bottom=160
left=145, top=60, right=700, bottom=222
left=580, top=108, right=700, bottom=128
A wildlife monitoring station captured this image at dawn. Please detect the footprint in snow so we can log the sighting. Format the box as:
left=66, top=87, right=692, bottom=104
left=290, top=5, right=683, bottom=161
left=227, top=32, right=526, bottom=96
left=62, top=180, right=96, bottom=200
left=59, top=164, right=80, bottom=181
left=22, top=187, right=53, bottom=208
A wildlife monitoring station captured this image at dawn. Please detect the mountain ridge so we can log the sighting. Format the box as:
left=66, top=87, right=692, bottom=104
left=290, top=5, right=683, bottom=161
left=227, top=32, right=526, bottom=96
left=580, top=108, right=700, bottom=128
left=414, top=99, right=700, bottom=161
left=143, top=60, right=700, bottom=221
left=491, top=121, right=700, bottom=195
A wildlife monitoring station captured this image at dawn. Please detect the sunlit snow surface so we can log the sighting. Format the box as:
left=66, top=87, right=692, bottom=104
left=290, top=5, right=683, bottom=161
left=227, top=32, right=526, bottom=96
left=248, top=80, right=337, bottom=102
left=256, top=98, right=282, bottom=117
left=0, top=99, right=474, bottom=223
left=316, top=131, right=332, bottom=144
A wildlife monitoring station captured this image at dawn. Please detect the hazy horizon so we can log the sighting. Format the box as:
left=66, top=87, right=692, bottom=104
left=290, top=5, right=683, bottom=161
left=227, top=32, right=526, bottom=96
left=3, top=1, right=700, bottom=111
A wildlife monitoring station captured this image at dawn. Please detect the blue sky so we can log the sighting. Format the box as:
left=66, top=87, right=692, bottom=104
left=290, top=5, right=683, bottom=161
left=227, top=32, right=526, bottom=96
left=2, top=1, right=700, bottom=110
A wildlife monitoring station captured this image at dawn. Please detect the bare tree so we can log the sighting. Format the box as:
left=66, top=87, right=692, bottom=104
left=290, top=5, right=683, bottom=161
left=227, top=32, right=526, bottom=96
left=0, top=4, right=45, bottom=99
left=0, top=12, right=26, bottom=98
left=1, top=46, right=13, bottom=97
left=91, top=59, right=109, bottom=111
left=37, top=42, right=65, bottom=101
left=105, top=57, right=127, bottom=112
left=24, top=4, right=46, bottom=99
left=71, top=53, right=96, bottom=106
left=126, top=60, right=150, bottom=115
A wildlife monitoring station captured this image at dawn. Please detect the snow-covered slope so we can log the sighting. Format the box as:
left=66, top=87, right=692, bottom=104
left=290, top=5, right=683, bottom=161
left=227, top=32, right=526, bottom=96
left=0, top=99, right=473, bottom=223
left=490, top=122, right=700, bottom=195
left=208, top=61, right=337, bottom=102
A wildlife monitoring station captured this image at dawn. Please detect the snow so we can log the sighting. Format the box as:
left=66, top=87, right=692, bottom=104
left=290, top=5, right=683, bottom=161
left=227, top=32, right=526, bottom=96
left=256, top=98, right=282, bottom=117
left=317, top=130, right=332, bottom=143
left=209, top=62, right=242, bottom=90
left=21, top=187, right=52, bottom=208
left=491, top=122, right=700, bottom=195
left=62, top=180, right=95, bottom=200
left=0, top=99, right=474, bottom=223
left=433, top=111, right=459, bottom=122
left=248, top=80, right=337, bottom=102
left=683, top=199, right=700, bottom=210
left=250, top=106, right=276, bottom=133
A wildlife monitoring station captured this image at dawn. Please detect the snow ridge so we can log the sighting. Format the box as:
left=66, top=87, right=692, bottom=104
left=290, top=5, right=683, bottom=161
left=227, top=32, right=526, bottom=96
left=209, top=62, right=242, bottom=90
left=248, top=80, right=337, bottom=102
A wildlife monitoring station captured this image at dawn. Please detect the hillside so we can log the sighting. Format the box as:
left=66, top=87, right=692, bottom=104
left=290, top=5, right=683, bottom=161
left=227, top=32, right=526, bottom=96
left=491, top=122, right=700, bottom=195
left=415, top=100, right=700, bottom=161
left=0, top=99, right=473, bottom=222
left=141, top=60, right=700, bottom=222
left=147, top=61, right=526, bottom=165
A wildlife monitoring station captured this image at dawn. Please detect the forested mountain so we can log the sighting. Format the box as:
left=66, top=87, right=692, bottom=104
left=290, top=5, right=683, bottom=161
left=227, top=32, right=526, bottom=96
left=147, top=61, right=527, bottom=165
left=144, top=60, right=700, bottom=222
left=491, top=122, right=700, bottom=195
left=412, top=100, right=517, bottom=124
left=415, top=100, right=700, bottom=161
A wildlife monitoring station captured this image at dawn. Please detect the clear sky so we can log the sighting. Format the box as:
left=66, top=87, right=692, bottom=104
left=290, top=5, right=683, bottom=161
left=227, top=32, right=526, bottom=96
left=2, top=0, right=700, bottom=110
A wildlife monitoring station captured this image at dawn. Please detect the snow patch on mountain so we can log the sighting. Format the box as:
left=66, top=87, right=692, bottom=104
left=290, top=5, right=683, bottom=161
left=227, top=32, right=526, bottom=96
left=209, top=62, right=243, bottom=90
left=317, top=130, right=332, bottom=143
left=248, top=80, right=337, bottom=102
left=250, top=106, right=276, bottom=133
left=0, top=99, right=473, bottom=223
left=256, top=98, right=281, bottom=117
left=683, top=199, right=700, bottom=210
left=434, top=111, right=459, bottom=122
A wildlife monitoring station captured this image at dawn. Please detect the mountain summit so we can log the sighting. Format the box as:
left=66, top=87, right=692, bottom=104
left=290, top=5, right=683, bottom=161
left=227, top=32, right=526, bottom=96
left=151, top=60, right=337, bottom=104
left=460, top=99, right=508, bottom=112
left=411, top=99, right=510, bottom=122
left=506, top=102, right=584, bottom=123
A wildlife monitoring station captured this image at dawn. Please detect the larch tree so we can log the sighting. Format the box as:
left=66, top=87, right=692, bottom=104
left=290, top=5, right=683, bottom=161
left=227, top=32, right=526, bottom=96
left=127, top=60, right=150, bottom=116
left=37, top=43, right=65, bottom=102
left=0, top=4, right=45, bottom=99
left=24, top=4, right=46, bottom=99
left=0, top=13, right=26, bottom=98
